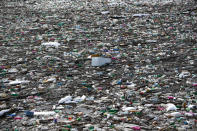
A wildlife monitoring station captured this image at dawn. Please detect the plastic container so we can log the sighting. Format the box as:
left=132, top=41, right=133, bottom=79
left=91, top=57, right=111, bottom=66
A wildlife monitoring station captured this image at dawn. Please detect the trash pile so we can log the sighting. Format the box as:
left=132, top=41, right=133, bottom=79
left=0, top=0, right=197, bottom=130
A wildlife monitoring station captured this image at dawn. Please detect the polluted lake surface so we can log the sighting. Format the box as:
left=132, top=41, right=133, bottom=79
left=0, top=0, right=197, bottom=130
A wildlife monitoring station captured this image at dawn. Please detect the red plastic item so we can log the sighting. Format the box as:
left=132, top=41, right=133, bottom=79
left=132, top=126, right=141, bottom=130
left=14, top=117, right=22, bottom=120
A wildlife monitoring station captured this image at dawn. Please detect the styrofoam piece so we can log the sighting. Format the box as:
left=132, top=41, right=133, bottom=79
left=169, top=112, right=183, bottom=117
left=0, top=109, right=10, bottom=116
left=133, top=14, right=150, bottom=17
left=41, top=42, right=60, bottom=48
left=166, top=103, right=177, bottom=111
left=73, top=95, right=86, bottom=103
left=91, top=57, right=111, bottom=66
left=179, top=71, right=190, bottom=78
left=58, top=96, right=72, bottom=104
left=122, top=106, right=136, bottom=111
left=34, top=111, right=56, bottom=116
left=101, top=11, right=110, bottom=15
left=9, top=80, right=30, bottom=85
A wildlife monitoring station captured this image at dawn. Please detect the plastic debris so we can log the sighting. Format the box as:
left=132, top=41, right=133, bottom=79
left=179, top=70, right=191, bottom=78
left=41, top=42, right=60, bottom=48
left=166, top=103, right=177, bottom=111
left=133, top=13, right=150, bottom=17
left=34, top=111, right=56, bottom=116
left=91, top=57, right=111, bottom=66
left=58, top=96, right=72, bottom=104
left=1, top=0, right=197, bottom=130
left=0, top=109, right=10, bottom=117
left=9, top=80, right=30, bottom=85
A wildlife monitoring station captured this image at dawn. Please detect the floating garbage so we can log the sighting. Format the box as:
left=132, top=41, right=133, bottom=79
left=41, top=42, right=60, bottom=48
left=167, top=112, right=183, bottom=117
left=1, top=0, right=197, bottom=130
left=132, top=126, right=141, bottom=130
left=166, top=103, right=177, bottom=111
left=133, top=13, right=150, bottom=17
left=122, top=106, right=137, bottom=112
left=91, top=57, right=111, bottom=66
left=34, top=111, right=56, bottom=116
left=179, top=70, right=191, bottom=78
left=9, top=79, right=30, bottom=85
left=101, top=11, right=110, bottom=15
left=73, top=95, right=86, bottom=103
left=58, top=96, right=72, bottom=104
left=0, top=109, right=10, bottom=117
left=58, top=95, right=86, bottom=104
